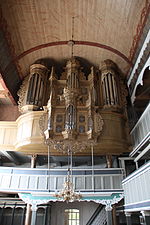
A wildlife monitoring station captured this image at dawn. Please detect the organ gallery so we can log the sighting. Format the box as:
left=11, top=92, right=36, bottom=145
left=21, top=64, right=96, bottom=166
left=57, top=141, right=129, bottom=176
left=16, top=57, right=130, bottom=155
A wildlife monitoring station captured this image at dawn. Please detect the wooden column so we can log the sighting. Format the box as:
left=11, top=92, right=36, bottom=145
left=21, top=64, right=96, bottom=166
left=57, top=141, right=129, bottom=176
left=0, top=203, right=5, bottom=224
left=21, top=207, right=26, bottom=225
left=30, top=205, right=38, bottom=225
left=116, top=212, right=120, bottom=225
left=106, top=155, right=112, bottom=168
left=24, top=204, right=32, bottom=225
left=112, top=205, right=117, bottom=225
left=25, top=154, right=37, bottom=225
left=47, top=205, right=51, bottom=225
left=44, top=206, right=48, bottom=225
left=106, top=208, right=113, bottom=225
left=125, top=212, right=132, bottom=225
left=10, top=204, right=16, bottom=225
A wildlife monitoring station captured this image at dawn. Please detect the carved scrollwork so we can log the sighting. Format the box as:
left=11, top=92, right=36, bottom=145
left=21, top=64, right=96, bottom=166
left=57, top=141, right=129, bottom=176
left=17, top=75, right=29, bottom=112
left=120, top=79, right=128, bottom=107
left=39, top=111, right=48, bottom=136
left=45, top=139, right=94, bottom=154
left=95, top=113, right=104, bottom=133
left=97, top=194, right=124, bottom=211
left=43, top=57, right=104, bottom=153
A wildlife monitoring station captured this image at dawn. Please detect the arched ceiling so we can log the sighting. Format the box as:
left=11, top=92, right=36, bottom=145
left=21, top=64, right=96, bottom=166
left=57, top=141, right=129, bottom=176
left=0, top=0, right=149, bottom=104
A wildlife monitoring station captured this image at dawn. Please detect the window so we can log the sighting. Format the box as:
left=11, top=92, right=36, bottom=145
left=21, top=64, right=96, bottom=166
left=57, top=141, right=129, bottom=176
left=64, top=209, right=79, bottom=225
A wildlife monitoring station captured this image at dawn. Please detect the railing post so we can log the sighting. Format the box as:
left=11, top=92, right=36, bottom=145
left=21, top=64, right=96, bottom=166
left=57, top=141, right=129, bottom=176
left=106, top=155, right=112, bottom=168
left=31, top=154, right=37, bottom=169
left=91, top=145, right=94, bottom=190
left=25, top=154, right=37, bottom=225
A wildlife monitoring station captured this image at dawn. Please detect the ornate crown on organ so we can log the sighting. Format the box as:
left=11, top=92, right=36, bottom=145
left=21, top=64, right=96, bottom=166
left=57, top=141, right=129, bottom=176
left=18, top=57, right=127, bottom=153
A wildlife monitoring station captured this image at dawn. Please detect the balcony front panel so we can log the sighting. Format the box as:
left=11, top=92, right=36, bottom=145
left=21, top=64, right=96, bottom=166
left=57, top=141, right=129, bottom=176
left=15, top=111, right=46, bottom=153
left=0, top=110, right=130, bottom=155
left=122, top=161, right=150, bottom=211
left=0, top=167, right=124, bottom=194
left=130, top=103, right=150, bottom=153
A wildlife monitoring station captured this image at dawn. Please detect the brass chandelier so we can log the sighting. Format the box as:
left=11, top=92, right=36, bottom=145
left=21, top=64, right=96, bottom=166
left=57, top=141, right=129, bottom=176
left=55, top=168, right=82, bottom=202
left=54, top=147, right=82, bottom=202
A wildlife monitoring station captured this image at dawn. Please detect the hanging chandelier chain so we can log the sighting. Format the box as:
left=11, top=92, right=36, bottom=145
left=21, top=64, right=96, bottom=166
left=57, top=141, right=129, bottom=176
left=72, top=16, right=75, bottom=41
left=54, top=147, right=82, bottom=202
left=71, top=16, right=75, bottom=57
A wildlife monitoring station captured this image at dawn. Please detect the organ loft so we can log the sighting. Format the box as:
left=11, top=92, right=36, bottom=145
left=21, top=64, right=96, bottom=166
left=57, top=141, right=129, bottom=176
left=17, top=57, right=130, bottom=156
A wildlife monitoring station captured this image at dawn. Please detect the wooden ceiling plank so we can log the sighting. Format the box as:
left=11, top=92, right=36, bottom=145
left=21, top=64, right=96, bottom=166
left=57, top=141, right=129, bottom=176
left=0, top=0, right=148, bottom=83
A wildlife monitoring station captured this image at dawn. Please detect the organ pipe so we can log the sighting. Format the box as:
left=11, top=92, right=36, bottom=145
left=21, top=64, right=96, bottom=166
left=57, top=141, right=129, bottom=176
left=102, top=73, right=119, bottom=106
left=26, top=64, right=49, bottom=108
left=100, top=59, right=122, bottom=108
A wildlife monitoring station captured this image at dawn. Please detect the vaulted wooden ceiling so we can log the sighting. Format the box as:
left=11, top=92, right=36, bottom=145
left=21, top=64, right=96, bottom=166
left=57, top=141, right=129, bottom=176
left=0, top=0, right=149, bottom=105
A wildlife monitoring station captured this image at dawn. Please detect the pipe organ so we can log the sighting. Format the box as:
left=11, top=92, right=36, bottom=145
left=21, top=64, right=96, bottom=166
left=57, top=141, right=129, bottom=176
left=101, top=60, right=119, bottom=107
left=44, top=58, right=104, bottom=153
left=16, top=57, right=130, bottom=155
left=18, top=63, right=49, bottom=113
left=100, top=59, right=127, bottom=109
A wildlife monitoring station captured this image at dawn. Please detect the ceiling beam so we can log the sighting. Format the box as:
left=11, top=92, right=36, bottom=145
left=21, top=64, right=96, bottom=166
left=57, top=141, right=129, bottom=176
left=136, top=95, right=150, bottom=100
left=0, top=151, right=20, bottom=165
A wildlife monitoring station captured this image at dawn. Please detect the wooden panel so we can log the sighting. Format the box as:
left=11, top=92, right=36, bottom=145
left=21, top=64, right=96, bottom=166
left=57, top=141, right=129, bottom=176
left=0, top=122, right=17, bottom=150
left=131, top=103, right=150, bottom=150
left=0, top=108, right=130, bottom=154
left=0, top=0, right=146, bottom=78
left=0, top=167, right=124, bottom=193
left=122, top=161, right=150, bottom=208
left=15, top=111, right=46, bottom=152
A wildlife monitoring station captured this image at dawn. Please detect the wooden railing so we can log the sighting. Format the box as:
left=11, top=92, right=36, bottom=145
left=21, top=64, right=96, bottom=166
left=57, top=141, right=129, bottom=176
left=130, top=103, right=150, bottom=154
left=122, top=161, right=150, bottom=211
left=0, top=167, right=124, bottom=193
